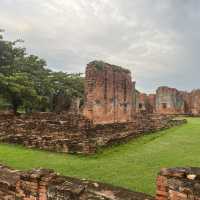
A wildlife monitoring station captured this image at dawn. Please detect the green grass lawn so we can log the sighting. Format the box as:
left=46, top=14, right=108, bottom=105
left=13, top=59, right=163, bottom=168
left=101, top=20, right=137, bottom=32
left=0, top=118, right=200, bottom=195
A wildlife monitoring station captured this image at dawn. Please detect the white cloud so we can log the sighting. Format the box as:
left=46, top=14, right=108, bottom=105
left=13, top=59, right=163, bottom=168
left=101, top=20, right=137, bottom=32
left=0, top=0, right=200, bottom=92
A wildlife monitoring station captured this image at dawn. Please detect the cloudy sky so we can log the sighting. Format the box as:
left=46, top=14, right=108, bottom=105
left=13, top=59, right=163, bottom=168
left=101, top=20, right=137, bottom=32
left=0, top=0, right=200, bottom=93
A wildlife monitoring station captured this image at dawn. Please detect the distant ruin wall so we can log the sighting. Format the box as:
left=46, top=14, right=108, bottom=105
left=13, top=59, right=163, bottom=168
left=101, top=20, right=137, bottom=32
left=155, top=87, right=200, bottom=116
left=156, top=167, right=200, bottom=200
left=0, top=164, right=153, bottom=200
left=0, top=112, right=187, bottom=155
left=156, top=87, right=185, bottom=114
left=135, top=93, right=156, bottom=114
left=190, top=90, right=200, bottom=116
left=83, top=61, right=134, bottom=124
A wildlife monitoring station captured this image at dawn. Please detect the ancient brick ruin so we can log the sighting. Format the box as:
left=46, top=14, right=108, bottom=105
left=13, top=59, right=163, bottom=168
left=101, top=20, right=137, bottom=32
left=190, top=90, right=200, bottom=116
left=156, top=167, right=200, bottom=200
left=135, top=87, right=200, bottom=116
left=156, top=87, right=185, bottom=115
left=0, top=61, right=187, bottom=155
left=0, top=164, right=199, bottom=200
left=135, top=92, right=156, bottom=114
left=0, top=112, right=186, bottom=154
left=0, top=164, right=154, bottom=200
left=83, top=61, right=134, bottom=124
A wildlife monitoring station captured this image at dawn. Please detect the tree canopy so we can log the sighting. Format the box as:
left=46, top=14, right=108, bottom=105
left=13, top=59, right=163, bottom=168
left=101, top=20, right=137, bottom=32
left=0, top=31, right=84, bottom=114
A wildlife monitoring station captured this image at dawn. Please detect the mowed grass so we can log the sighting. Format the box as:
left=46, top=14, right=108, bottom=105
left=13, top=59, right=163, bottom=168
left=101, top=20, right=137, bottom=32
left=0, top=118, right=200, bottom=195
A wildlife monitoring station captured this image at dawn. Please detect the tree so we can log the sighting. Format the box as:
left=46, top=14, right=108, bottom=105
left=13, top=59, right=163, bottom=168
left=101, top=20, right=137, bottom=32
left=0, top=30, right=85, bottom=114
left=50, top=72, right=84, bottom=112
left=0, top=73, right=39, bottom=114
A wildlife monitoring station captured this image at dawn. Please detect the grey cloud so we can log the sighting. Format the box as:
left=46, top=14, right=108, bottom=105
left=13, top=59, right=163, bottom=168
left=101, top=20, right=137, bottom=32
left=0, top=0, right=200, bottom=92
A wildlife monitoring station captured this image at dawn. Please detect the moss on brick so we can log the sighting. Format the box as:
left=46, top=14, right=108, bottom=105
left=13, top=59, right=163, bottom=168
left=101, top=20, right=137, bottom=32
left=89, top=60, right=130, bottom=74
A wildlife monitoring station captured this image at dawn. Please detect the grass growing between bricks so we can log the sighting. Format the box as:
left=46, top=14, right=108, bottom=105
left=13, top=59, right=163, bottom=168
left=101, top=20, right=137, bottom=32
left=0, top=118, right=200, bottom=195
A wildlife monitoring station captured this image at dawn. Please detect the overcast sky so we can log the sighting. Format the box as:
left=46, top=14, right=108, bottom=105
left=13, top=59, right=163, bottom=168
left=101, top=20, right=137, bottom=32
left=0, top=0, right=200, bottom=93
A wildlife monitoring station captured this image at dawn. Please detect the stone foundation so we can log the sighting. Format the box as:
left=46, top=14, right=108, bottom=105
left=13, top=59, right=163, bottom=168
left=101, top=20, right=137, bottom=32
left=0, top=164, right=153, bottom=200
left=0, top=112, right=186, bottom=155
left=156, top=167, right=200, bottom=200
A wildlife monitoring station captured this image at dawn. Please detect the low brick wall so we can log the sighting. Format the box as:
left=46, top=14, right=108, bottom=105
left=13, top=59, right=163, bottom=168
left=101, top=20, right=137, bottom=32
left=0, top=112, right=187, bottom=154
left=1, top=165, right=200, bottom=200
left=156, top=168, right=200, bottom=200
left=0, top=164, right=153, bottom=200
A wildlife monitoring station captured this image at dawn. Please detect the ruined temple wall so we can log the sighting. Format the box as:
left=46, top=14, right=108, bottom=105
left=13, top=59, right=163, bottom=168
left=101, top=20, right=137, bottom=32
left=1, top=164, right=200, bottom=200
left=156, top=167, right=200, bottom=200
left=83, top=61, right=133, bottom=124
left=0, top=112, right=186, bottom=155
left=148, top=94, right=156, bottom=113
left=180, top=91, right=191, bottom=114
left=136, top=93, right=147, bottom=112
left=135, top=93, right=156, bottom=113
left=156, top=87, right=185, bottom=114
left=190, top=90, right=200, bottom=116
left=155, top=87, right=200, bottom=115
left=0, top=164, right=153, bottom=200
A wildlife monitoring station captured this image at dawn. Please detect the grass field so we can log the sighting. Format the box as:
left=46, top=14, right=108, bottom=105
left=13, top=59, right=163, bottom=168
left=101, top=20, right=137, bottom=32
left=0, top=118, right=200, bottom=195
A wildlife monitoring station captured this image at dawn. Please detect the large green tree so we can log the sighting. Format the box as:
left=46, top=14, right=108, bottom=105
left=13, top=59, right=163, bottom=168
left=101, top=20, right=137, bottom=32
left=0, top=31, right=84, bottom=114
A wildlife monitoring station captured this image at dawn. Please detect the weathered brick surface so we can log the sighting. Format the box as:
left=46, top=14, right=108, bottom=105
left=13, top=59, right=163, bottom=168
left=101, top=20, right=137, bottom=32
left=156, top=168, right=200, bottom=200
left=135, top=93, right=156, bottom=114
left=156, top=87, right=185, bottom=114
left=0, top=112, right=186, bottom=154
left=190, top=90, right=200, bottom=116
left=0, top=62, right=188, bottom=155
left=1, top=165, right=200, bottom=200
left=83, top=61, right=134, bottom=124
left=155, top=87, right=200, bottom=116
left=0, top=164, right=154, bottom=200
left=0, top=112, right=96, bottom=154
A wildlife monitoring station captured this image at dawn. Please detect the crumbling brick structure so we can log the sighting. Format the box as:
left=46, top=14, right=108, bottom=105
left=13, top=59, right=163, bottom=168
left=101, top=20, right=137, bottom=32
left=135, top=92, right=156, bottom=114
left=0, top=164, right=153, bottom=200
left=190, top=89, right=200, bottom=116
left=156, top=87, right=185, bottom=114
left=83, top=61, right=134, bottom=124
left=155, top=87, right=200, bottom=116
left=156, top=167, right=200, bottom=200
left=0, top=164, right=200, bottom=200
left=0, top=112, right=186, bottom=154
left=0, top=61, right=188, bottom=155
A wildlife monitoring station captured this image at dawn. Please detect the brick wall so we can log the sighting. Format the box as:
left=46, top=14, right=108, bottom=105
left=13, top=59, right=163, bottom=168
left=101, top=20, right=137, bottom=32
left=1, top=164, right=200, bottom=200
left=155, top=87, right=200, bottom=116
left=156, top=167, right=200, bottom=200
left=190, top=90, right=200, bottom=116
left=83, top=61, right=134, bottom=124
left=0, top=164, right=153, bottom=200
left=0, top=112, right=186, bottom=155
left=135, top=93, right=156, bottom=114
left=156, top=87, right=185, bottom=115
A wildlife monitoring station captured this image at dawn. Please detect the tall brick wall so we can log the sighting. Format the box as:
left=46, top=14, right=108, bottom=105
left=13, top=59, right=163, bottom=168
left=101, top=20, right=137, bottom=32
left=83, top=61, right=134, bottom=124
left=156, top=87, right=185, bottom=114
left=155, top=87, right=200, bottom=115
left=190, top=90, right=200, bottom=116
left=135, top=92, right=156, bottom=113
